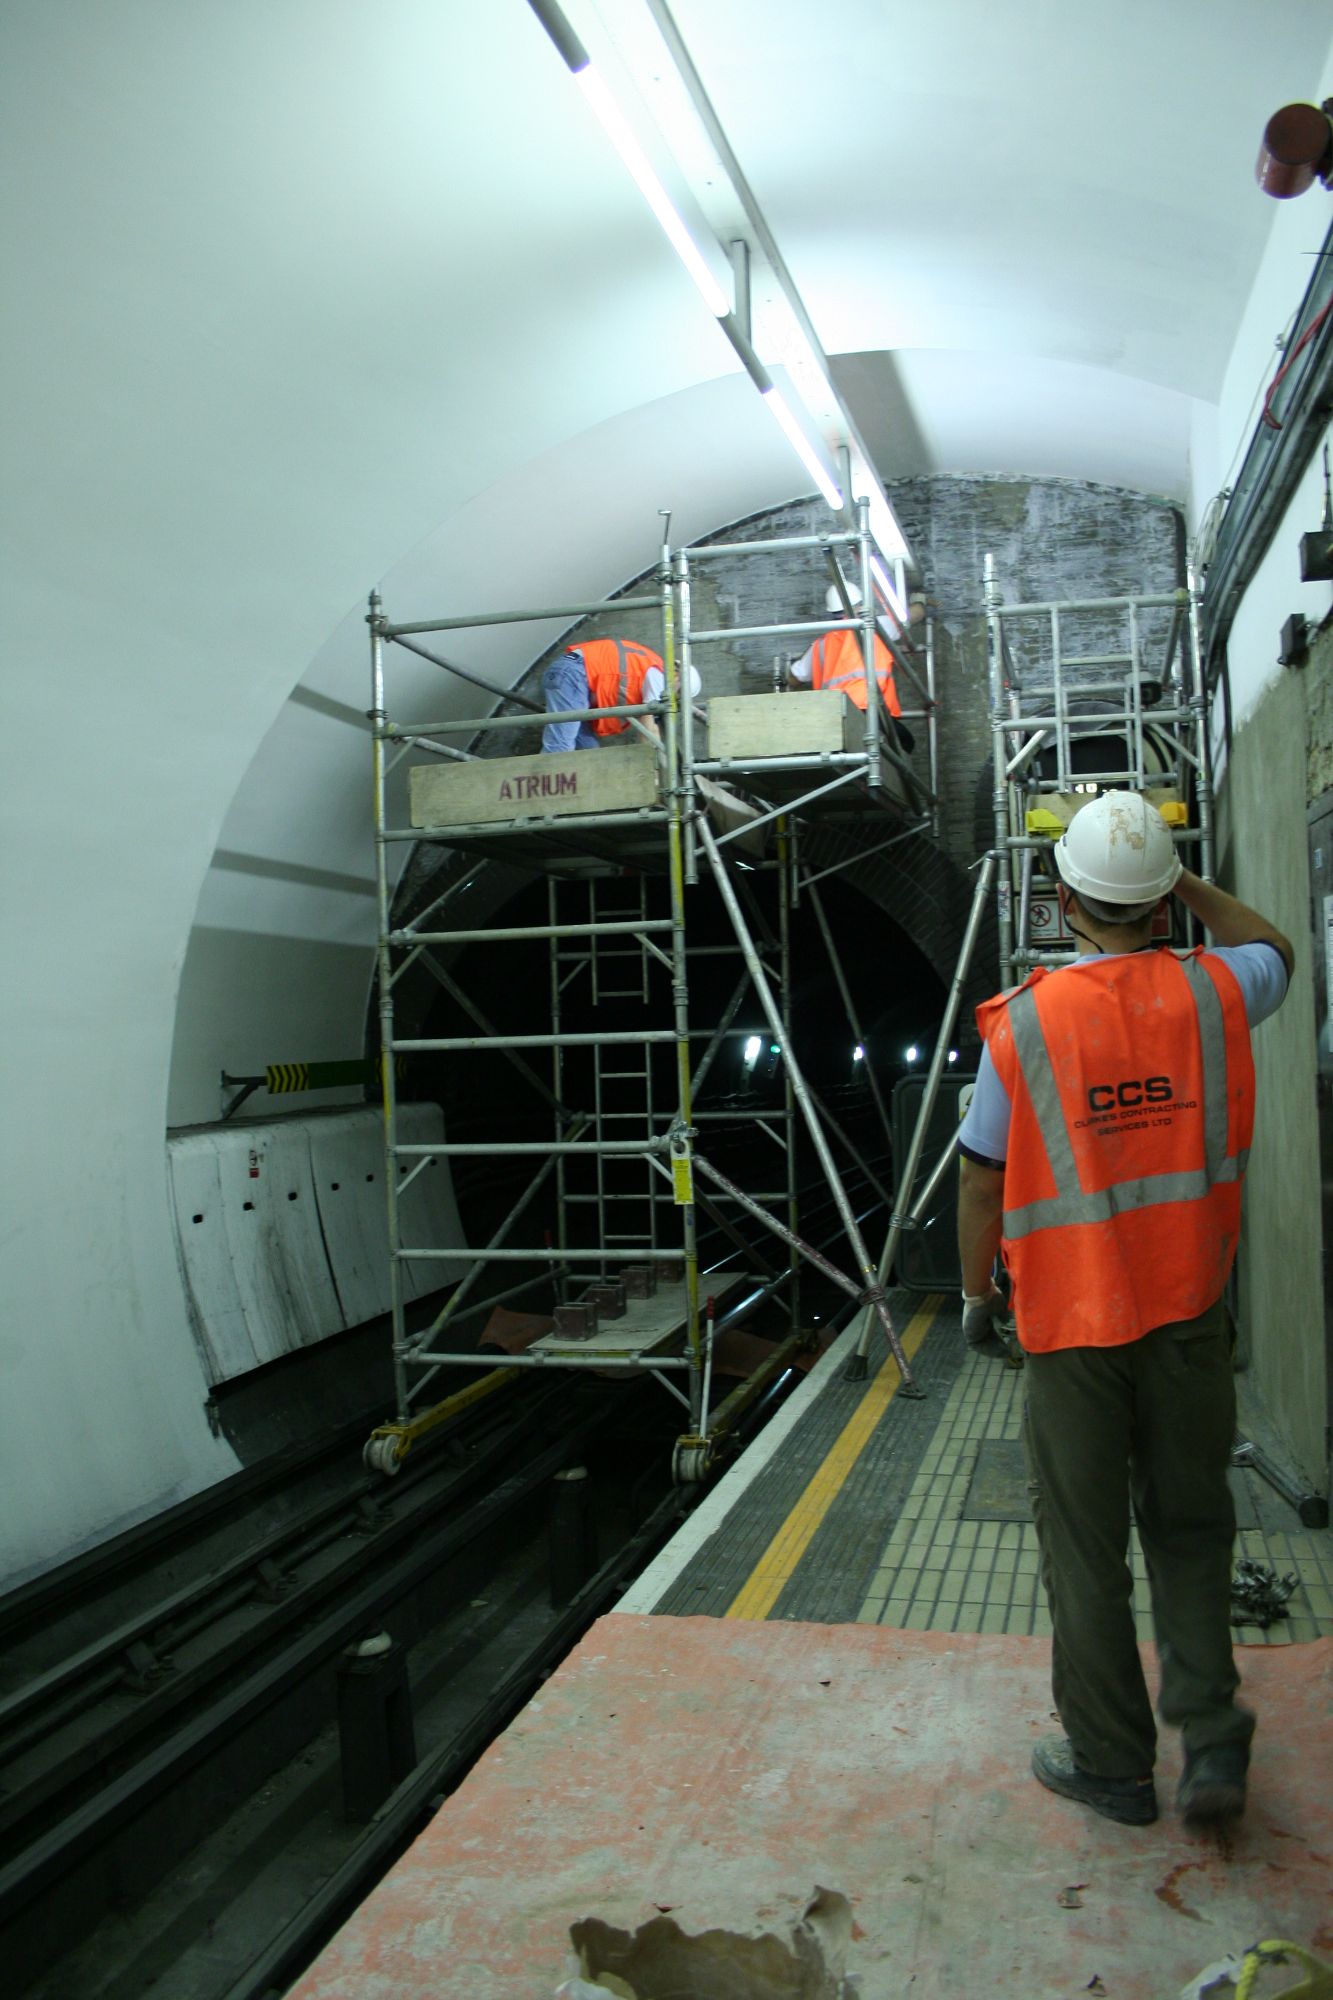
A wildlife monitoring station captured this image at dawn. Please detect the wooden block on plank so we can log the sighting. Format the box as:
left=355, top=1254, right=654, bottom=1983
left=706, top=691, right=846, bottom=759
left=410, top=743, right=661, bottom=828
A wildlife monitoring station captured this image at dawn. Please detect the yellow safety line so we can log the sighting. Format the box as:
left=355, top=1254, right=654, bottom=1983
left=724, top=1295, right=944, bottom=1621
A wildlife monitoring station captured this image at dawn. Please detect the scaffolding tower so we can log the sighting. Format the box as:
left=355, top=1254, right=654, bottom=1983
left=983, top=553, right=1215, bottom=985
left=842, top=555, right=1219, bottom=1377
left=363, top=506, right=936, bottom=1477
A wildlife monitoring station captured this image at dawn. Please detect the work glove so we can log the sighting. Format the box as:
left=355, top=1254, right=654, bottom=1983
left=962, top=1286, right=1023, bottom=1366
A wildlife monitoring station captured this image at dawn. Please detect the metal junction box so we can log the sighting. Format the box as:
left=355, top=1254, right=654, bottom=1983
left=410, top=743, right=661, bottom=829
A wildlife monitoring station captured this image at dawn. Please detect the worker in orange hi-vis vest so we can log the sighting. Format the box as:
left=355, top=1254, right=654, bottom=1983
left=789, top=583, right=913, bottom=751
left=541, top=637, right=700, bottom=752
left=955, top=789, right=1293, bottom=1833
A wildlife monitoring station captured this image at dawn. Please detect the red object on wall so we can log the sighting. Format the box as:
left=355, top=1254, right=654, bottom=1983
left=1255, top=101, right=1333, bottom=199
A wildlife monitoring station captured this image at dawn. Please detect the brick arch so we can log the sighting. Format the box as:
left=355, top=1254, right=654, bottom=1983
left=793, top=820, right=999, bottom=1051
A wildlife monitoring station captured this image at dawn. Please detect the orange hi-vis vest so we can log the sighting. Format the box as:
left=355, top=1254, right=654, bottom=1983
left=575, top=638, right=665, bottom=738
left=977, top=948, right=1255, bottom=1354
left=808, top=629, right=901, bottom=717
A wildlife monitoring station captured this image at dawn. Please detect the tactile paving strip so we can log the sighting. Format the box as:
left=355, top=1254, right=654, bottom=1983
left=854, top=1350, right=1333, bottom=1642
left=652, top=1294, right=959, bottom=1619
left=647, top=1298, right=1333, bottom=1643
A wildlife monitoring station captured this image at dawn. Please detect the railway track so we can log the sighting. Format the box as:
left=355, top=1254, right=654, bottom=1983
left=2, top=1145, right=894, bottom=1997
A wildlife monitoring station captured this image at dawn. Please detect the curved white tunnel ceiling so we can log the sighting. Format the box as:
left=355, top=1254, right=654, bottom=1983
left=647, top=0, right=1330, bottom=400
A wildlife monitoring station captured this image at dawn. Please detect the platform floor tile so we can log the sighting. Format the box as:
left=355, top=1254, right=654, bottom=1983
left=857, top=1349, right=1333, bottom=1645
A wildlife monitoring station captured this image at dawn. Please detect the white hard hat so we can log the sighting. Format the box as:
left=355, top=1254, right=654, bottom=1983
left=1054, top=790, right=1181, bottom=905
left=825, top=581, right=863, bottom=614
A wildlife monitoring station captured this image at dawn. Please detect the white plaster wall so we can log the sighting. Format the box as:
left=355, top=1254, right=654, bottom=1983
left=166, top=374, right=807, bottom=1130
left=1190, top=35, right=1333, bottom=719
left=0, top=3, right=748, bottom=1582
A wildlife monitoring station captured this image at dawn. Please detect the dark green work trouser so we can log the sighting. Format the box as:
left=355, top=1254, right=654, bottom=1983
left=1023, top=1299, right=1254, bottom=1779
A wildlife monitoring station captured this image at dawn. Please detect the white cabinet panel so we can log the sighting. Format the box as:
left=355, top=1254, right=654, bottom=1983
left=395, top=1100, right=468, bottom=1300
left=168, top=1140, right=261, bottom=1382
left=307, top=1109, right=396, bottom=1325
left=170, top=1104, right=469, bottom=1387
left=228, top=1122, right=345, bottom=1358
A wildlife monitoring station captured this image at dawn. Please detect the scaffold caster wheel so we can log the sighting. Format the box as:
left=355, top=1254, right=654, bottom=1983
left=672, top=1436, right=711, bottom=1487
left=363, top=1434, right=404, bottom=1477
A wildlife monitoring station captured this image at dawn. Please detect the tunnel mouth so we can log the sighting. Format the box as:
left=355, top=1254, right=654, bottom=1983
left=403, top=862, right=945, bottom=1286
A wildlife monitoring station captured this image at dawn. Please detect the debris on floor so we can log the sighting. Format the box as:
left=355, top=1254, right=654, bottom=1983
left=558, top=1887, right=857, bottom=1999
left=1229, top=1558, right=1298, bottom=1628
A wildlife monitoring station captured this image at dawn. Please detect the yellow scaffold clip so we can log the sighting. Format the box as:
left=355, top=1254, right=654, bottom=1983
left=1025, top=807, right=1065, bottom=836
left=1234, top=1940, right=1333, bottom=2000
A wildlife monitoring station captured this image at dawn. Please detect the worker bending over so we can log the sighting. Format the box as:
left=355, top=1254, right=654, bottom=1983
left=956, top=790, right=1292, bottom=1829
left=790, top=584, right=913, bottom=751
left=542, top=637, right=699, bottom=752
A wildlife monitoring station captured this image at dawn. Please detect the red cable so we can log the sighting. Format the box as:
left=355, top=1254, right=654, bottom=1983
left=1261, top=299, right=1333, bottom=430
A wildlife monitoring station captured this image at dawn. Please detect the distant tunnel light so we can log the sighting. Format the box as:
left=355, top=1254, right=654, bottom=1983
left=762, top=387, right=844, bottom=510
left=575, top=67, right=732, bottom=317
left=743, top=1035, right=762, bottom=1066
left=905, top=1044, right=919, bottom=1064
left=948, top=1049, right=958, bottom=1064
left=853, top=1045, right=864, bottom=1063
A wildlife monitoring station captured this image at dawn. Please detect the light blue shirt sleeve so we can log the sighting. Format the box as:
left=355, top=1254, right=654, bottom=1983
left=955, top=942, right=1288, bottom=1168
left=957, top=1045, right=1011, bottom=1166
left=642, top=664, right=702, bottom=702
left=1206, top=941, right=1289, bottom=1026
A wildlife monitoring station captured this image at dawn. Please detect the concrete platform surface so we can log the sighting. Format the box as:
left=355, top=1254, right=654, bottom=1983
left=290, top=1615, right=1333, bottom=2000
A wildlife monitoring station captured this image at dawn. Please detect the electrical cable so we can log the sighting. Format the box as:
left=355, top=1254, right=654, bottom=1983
left=1261, top=298, right=1333, bottom=429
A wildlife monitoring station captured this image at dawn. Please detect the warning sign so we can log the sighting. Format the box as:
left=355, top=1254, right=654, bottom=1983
left=1028, top=890, right=1070, bottom=943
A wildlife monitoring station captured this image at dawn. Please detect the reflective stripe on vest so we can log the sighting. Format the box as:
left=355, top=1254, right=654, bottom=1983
left=809, top=631, right=901, bottom=716
left=978, top=948, right=1256, bottom=1350
left=579, top=638, right=662, bottom=738
left=999, top=953, right=1248, bottom=1244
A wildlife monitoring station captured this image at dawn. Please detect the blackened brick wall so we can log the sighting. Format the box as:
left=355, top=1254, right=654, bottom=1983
left=393, top=477, right=1183, bottom=1035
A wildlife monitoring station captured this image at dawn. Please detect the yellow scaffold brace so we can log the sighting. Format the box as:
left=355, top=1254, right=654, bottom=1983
left=363, top=1367, right=519, bottom=1475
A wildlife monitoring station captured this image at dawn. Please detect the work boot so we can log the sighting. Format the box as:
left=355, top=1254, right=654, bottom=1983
left=1178, top=1746, right=1247, bottom=1826
left=1032, top=1735, right=1158, bottom=1825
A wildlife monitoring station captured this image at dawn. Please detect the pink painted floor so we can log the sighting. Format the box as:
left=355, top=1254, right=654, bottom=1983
left=291, top=1616, right=1333, bottom=2000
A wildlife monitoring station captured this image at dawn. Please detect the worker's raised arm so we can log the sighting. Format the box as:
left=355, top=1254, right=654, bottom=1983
left=1172, top=869, right=1294, bottom=977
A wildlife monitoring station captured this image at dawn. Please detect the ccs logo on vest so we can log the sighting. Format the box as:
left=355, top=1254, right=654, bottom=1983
left=1087, top=1077, right=1172, bottom=1111
left=1076, top=1075, right=1198, bottom=1134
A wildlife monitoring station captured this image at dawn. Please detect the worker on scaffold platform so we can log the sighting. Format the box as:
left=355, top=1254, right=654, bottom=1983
left=541, top=636, right=700, bottom=752
left=790, top=582, right=914, bottom=752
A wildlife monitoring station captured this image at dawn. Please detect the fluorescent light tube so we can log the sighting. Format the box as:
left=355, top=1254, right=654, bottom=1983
left=870, top=554, right=908, bottom=625
left=861, top=476, right=909, bottom=564
left=761, top=386, right=843, bottom=510
left=576, top=66, right=731, bottom=319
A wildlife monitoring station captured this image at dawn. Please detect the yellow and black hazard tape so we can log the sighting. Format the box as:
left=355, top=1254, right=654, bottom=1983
left=265, top=1062, right=310, bottom=1094
left=263, top=1057, right=407, bottom=1095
